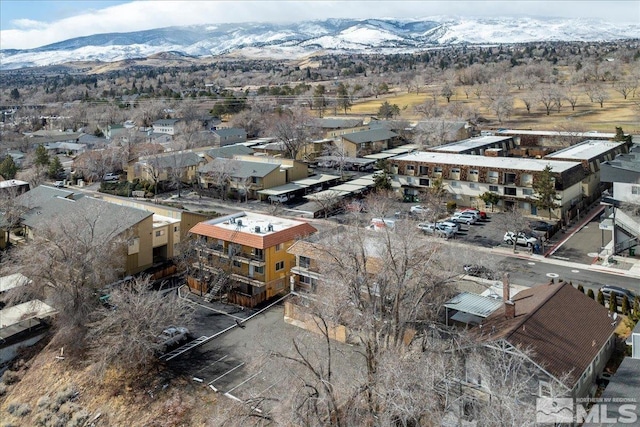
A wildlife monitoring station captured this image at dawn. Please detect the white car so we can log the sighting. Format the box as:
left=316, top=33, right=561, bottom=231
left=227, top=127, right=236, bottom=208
left=418, top=223, right=453, bottom=238
left=437, top=221, right=460, bottom=233
left=410, top=205, right=431, bottom=215
left=103, top=173, right=120, bottom=182
left=451, top=213, right=477, bottom=225
left=157, top=326, right=190, bottom=352
left=503, top=231, right=538, bottom=247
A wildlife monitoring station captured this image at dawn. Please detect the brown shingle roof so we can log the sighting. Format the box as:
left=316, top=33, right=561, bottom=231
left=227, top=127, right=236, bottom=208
left=190, top=219, right=317, bottom=250
left=475, top=282, right=617, bottom=388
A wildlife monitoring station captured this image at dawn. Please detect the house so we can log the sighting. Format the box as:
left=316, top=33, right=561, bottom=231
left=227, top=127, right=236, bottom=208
left=129, top=150, right=204, bottom=184
left=336, top=128, right=399, bottom=157
left=390, top=151, right=586, bottom=218
left=311, top=118, right=366, bottom=139
left=0, top=179, right=30, bottom=197
left=598, top=144, right=640, bottom=257
left=104, top=124, right=128, bottom=141
left=202, top=144, right=254, bottom=161
left=43, top=141, right=87, bottom=156
left=211, top=128, right=247, bottom=146
left=10, top=185, right=155, bottom=275
left=198, top=154, right=309, bottom=200
left=471, top=281, right=619, bottom=400
left=188, top=212, right=317, bottom=308
left=425, top=136, right=516, bottom=156
left=152, top=119, right=181, bottom=135
left=543, top=139, right=630, bottom=201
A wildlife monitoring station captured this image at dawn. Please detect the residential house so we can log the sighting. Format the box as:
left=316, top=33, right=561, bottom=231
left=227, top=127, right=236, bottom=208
left=336, top=128, right=399, bottom=157
left=390, top=151, right=586, bottom=218
left=201, top=144, right=254, bottom=162
left=544, top=139, right=630, bottom=201
left=104, top=124, right=128, bottom=141
left=297, top=139, right=332, bottom=162
left=0, top=179, right=30, bottom=197
left=198, top=154, right=308, bottom=200
left=425, top=136, right=516, bottom=156
left=495, top=129, right=623, bottom=147
left=11, top=185, right=155, bottom=275
left=311, top=118, right=366, bottom=139
left=43, top=141, right=87, bottom=157
left=152, top=119, right=181, bottom=135
left=188, top=212, right=317, bottom=308
left=128, top=150, right=204, bottom=184
left=470, top=281, right=618, bottom=401
left=599, top=143, right=640, bottom=256
left=211, top=128, right=247, bottom=146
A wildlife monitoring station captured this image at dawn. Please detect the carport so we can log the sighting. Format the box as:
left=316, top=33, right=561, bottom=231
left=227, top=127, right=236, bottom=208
left=257, top=182, right=308, bottom=202
left=294, top=174, right=341, bottom=193
left=443, top=292, right=503, bottom=327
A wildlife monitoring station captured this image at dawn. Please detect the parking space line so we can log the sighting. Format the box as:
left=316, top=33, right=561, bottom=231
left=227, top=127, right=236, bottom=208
left=196, top=354, right=228, bottom=373
left=226, top=370, right=262, bottom=394
left=208, top=362, right=245, bottom=385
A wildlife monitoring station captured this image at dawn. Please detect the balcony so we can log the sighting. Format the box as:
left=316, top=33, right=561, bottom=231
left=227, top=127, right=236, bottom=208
left=406, top=169, right=415, bottom=176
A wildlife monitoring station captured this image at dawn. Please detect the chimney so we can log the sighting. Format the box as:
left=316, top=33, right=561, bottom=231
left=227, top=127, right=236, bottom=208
left=503, top=273, right=516, bottom=319
left=502, top=273, right=510, bottom=301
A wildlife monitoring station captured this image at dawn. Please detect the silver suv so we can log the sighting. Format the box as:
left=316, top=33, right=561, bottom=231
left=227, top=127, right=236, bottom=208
left=503, top=231, right=538, bottom=247
left=157, top=326, right=190, bottom=352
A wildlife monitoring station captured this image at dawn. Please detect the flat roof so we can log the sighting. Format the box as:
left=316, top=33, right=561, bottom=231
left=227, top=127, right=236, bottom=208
left=153, top=214, right=181, bottom=227
left=383, top=145, right=419, bottom=154
left=0, top=273, right=31, bottom=293
left=497, top=129, right=617, bottom=138
left=444, top=292, right=503, bottom=318
left=0, top=300, right=57, bottom=330
left=202, top=212, right=306, bottom=234
left=431, top=136, right=513, bottom=153
left=304, top=189, right=350, bottom=200
left=330, top=183, right=369, bottom=193
left=0, top=179, right=29, bottom=188
left=293, top=174, right=341, bottom=186
left=544, top=140, right=626, bottom=160
left=392, top=151, right=581, bottom=172
left=363, top=153, right=397, bottom=160
left=257, top=183, right=309, bottom=196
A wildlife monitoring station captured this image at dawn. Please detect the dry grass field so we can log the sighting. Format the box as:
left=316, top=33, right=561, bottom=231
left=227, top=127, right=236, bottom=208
left=348, top=83, right=640, bottom=134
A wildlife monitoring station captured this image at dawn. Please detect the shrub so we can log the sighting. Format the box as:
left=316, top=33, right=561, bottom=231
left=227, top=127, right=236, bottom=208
left=621, top=296, right=630, bottom=315
left=0, top=383, right=6, bottom=396
left=55, top=386, right=77, bottom=406
left=6, top=402, right=30, bottom=416
left=597, top=290, right=605, bottom=305
left=1, top=370, right=21, bottom=385
left=37, top=396, right=50, bottom=408
left=446, top=201, right=457, bottom=213
left=587, top=289, right=595, bottom=299
left=609, top=292, right=617, bottom=313
left=577, top=284, right=585, bottom=293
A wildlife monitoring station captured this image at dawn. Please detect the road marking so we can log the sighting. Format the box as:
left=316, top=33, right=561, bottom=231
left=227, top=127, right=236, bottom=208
left=226, top=371, right=262, bottom=394
left=587, top=252, right=599, bottom=258
left=528, top=262, right=536, bottom=265
left=196, top=354, right=228, bottom=373
left=546, top=273, right=559, bottom=278
left=208, top=362, right=245, bottom=385
left=571, top=269, right=580, bottom=273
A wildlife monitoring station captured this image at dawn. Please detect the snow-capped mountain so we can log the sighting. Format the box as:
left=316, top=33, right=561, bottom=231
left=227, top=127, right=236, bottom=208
left=1, top=17, right=638, bottom=70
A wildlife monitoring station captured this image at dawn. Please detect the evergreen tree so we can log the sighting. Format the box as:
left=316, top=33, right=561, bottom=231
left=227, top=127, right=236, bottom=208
left=597, top=290, right=605, bottom=306
left=48, top=156, right=64, bottom=179
left=587, top=289, right=595, bottom=299
left=373, top=170, right=392, bottom=191
left=34, top=145, right=50, bottom=167
left=609, top=292, right=617, bottom=313
left=532, top=165, right=560, bottom=220
left=336, top=83, right=352, bottom=114
left=621, top=296, right=630, bottom=315
left=577, top=284, right=584, bottom=294
left=479, top=191, right=501, bottom=212
left=0, top=155, right=18, bottom=180
left=377, top=101, right=400, bottom=119
left=10, top=88, right=20, bottom=100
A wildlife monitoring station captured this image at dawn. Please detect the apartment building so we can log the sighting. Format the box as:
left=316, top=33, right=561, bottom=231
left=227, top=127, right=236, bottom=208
left=425, top=135, right=516, bottom=155
left=188, top=212, right=317, bottom=308
left=390, top=151, right=586, bottom=218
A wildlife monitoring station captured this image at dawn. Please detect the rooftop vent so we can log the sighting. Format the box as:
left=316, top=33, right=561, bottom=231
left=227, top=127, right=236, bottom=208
left=237, top=219, right=243, bottom=227
left=255, top=226, right=261, bottom=233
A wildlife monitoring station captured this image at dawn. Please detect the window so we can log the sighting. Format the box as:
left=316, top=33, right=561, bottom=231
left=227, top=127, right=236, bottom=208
left=632, top=185, right=640, bottom=195
left=434, top=167, right=442, bottom=173
left=275, top=243, right=283, bottom=251
left=504, top=187, right=517, bottom=196
left=233, top=260, right=242, bottom=267
left=469, top=169, right=479, bottom=176
left=299, top=256, right=311, bottom=269
left=451, top=168, right=460, bottom=174
left=174, top=226, right=179, bottom=232
left=489, top=185, right=499, bottom=192
left=406, top=165, right=415, bottom=171
left=275, top=261, right=285, bottom=271
left=451, top=181, right=459, bottom=187
left=523, top=188, right=533, bottom=196
left=252, top=248, right=264, bottom=260
left=254, top=265, right=264, bottom=274
left=252, top=176, right=259, bottom=184
left=155, top=230, right=165, bottom=237
left=469, top=183, right=478, bottom=189
left=419, top=166, right=429, bottom=175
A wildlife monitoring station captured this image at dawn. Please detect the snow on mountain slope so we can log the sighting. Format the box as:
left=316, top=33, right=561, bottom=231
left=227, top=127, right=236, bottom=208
left=1, top=17, right=638, bottom=70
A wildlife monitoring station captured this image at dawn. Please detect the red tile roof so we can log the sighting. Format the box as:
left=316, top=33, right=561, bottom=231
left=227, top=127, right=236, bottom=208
left=474, top=282, right=618, bottom=388
left=190, top=219, right=317, bottom=250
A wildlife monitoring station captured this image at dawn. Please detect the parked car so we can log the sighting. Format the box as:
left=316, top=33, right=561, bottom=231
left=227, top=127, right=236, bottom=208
left=599, top=285, right=636, bottom=306
left=410, top=205, right=431, bottom=215
left=437, top=221, right=461, bottom=233
left=460, top=208, right=487, bottom=220
left=418, top=223, right=453, bottom=238
left=370, top=217, right=396, bottom=230
left=528, top=220, right=554, bottom=232
left=54, top=180, right=65, bottom=188
left=268, top=194, right=290, bottom=203
left=103, top=172, right=120, bottom=182
left=463, top=264, right=497, bottom=280
left=157, top=326, right=190, bottom=352
left=503, top=231, right=538, bottom=247
left=450, top=212, right=478, bottom=225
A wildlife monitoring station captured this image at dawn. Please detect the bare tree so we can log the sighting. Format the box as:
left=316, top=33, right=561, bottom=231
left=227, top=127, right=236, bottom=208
left=86, top=276, right=195, bottom=374
left=268, top=107, right=317, bottom=159
left=613, top=80, right=637, bottom=100
left=495, top=206, right=529, bottom=253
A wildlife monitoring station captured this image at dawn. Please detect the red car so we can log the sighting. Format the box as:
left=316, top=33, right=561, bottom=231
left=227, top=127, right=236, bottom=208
left=460, top=208, right=487, bottom=220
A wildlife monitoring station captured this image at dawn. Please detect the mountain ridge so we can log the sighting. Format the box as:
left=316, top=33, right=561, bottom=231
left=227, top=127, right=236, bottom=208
left=1, top=16, right=638, bottom=70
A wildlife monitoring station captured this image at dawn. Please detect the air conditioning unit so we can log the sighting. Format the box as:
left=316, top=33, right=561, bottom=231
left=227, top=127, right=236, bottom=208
left=255, top=226, right=261, bottom=233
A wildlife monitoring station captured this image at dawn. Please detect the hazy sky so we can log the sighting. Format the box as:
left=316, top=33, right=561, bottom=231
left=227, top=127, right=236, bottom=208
left=1, top=0, right=639, bottom=50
